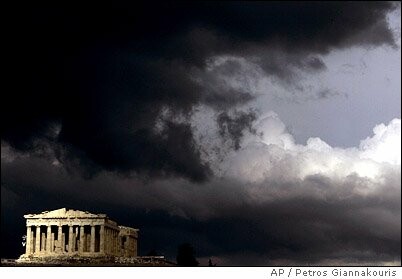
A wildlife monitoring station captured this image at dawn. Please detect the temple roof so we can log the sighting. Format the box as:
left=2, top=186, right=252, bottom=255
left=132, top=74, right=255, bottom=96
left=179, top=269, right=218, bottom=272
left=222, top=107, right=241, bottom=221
left=24, top=208, right=107, bottom=219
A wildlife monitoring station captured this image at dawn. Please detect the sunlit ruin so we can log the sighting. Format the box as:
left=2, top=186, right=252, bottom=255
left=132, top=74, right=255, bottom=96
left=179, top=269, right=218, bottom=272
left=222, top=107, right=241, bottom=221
left=16, top=208, right=172, bottom=266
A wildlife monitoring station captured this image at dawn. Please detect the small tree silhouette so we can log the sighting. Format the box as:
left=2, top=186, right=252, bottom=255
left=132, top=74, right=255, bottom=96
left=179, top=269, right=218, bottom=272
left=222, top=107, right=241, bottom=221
left=176, top=243, right=199, bottom=266
left=208, top=258, right=217, bottom=266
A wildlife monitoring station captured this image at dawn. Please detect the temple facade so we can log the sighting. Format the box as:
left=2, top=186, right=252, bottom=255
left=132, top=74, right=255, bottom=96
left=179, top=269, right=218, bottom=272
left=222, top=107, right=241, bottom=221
left=20, top=208, right=138, bottom=259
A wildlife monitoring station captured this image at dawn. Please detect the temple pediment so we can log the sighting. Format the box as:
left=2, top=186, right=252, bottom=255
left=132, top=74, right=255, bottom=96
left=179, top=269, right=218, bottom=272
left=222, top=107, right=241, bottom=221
left=24, top=208, right=106, bottom=219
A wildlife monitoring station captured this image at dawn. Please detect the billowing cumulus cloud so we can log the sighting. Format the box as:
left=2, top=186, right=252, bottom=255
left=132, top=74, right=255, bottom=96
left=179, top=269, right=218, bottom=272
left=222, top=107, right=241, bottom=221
left=2, top=115, right=400, bottom=264
left=223, top=114, right=401, bottom=182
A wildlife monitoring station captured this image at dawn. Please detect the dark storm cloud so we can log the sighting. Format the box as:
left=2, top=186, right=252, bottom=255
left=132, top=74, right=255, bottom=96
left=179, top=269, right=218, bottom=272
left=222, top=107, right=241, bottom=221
left=3, top=1, right=397, bottom=179
left=305, top=57, right=327, bottom=71
left=254, top=53, right=329, bottom=85
left=1, top=151, right=400, bottom=264
left=217, top=111, right=257, bottom=150
left=316, top=88, right=340, bottom=99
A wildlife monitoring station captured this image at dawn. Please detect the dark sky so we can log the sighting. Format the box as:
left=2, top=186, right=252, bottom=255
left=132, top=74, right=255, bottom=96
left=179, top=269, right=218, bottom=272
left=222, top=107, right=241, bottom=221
left=2, top=2, right=401, bottom=265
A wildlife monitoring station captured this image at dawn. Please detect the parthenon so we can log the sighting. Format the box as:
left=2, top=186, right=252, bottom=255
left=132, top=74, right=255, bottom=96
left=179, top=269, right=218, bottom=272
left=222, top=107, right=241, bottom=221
left=18, top=208, right=138, bottom=260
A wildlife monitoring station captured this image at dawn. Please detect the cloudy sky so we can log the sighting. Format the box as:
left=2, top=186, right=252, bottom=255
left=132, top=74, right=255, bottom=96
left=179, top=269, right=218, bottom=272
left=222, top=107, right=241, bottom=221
left=2, top=2, right=401, bottom=265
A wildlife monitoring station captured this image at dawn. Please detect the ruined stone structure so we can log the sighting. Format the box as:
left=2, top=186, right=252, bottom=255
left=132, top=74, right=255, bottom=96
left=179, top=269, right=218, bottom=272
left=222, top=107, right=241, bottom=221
left=19, top=208, right=138, bottom=260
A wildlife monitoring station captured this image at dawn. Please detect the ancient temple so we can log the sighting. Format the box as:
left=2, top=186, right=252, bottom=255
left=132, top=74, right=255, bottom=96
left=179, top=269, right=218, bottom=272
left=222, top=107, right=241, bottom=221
left=19, top=208, right=138, bottom=259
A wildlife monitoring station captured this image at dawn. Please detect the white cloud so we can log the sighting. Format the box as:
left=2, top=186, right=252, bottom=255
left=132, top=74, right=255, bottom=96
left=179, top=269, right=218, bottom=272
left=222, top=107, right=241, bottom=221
left=220, top=113, right=400, bottom=184
left=2, top=115, right=400, bottom=264
left=359, top=118, right=401, bottom=165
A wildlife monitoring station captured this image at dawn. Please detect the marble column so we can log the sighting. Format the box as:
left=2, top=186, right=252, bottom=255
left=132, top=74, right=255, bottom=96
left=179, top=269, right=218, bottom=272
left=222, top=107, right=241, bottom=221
left=105, top=228, right=108, bottom=254
left=41, top=232, right=45, bottom=251
left=26, top=226, right=32, bottom=254
left=110, top=230, right=114, bottom=255
left=62, top=232, right=66, bottom=253
left=90, top=226, right=96, bottom=253
left=105, top=228, right=109, bottom=254
left=111, top=230, right=114, bottom=255
left=99, top=225, right=105, bottom=254
left=115, top=231, right=118, bottom=255
left=68, top=226, right=74, bottom=253
left=110, top=229, right=113, bottom=254
left=35, top=226, right=41, bottom=253
left=79, top=226, right=85, bottom=253
left=51, top=233, right=55, bottom=253
left=125, top=237, right=129, bottom=256
left=117, top=232, right=119, bottom=255
left=72, top=229, right=77, bottom=252
left=57, top=226, right=62, bottom=253
left=109, top=229, right=112, bottom=254
left=74, top=227, right=78, bottom=252
left=113, top=230, right=117, bottom=255
left=46, top=226, right=52, bottom=253
left=31, top=230, right=35, bottom=253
